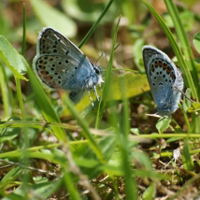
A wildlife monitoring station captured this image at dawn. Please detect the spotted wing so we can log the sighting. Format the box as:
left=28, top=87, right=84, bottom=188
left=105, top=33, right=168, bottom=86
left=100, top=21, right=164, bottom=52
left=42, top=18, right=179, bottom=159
left=33, top=54, right=95, bottom=91
left=33, top=27, right=103, bottom=104
left=37, top=27, right=85, bottom=60
left=33, top=28, right=96, bottom=90
left=142, top=46, right=183, bottom=115
left=142, top=46, right=169, bottom=83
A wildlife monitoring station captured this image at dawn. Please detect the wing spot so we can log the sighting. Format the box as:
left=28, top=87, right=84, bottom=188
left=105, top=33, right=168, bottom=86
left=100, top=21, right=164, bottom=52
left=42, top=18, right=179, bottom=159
left=58, top=62, right=62, bottom=65
left=40, top=70, right=48, bottom=75
left=58, top=76, right=61, bottom=79
left=154, top=60, right=159, bottom=68
left=167, top=66, right=172, bottom=70
left=53, top=50, right=57, bottom=53
left=158, top=60, right=162, bottom=65
left=46, top=76, right=52, bottom=81
left=170, top=73, right=176, bottom=80
left=58, top=80, right=61, bottom=84
left=163, top=75, right=166, bottom=78
left=54, top=72, right=58, bottom=75
left=152, top=82, right=156, bottom=87
left=75, top=67, right=78, bottom=70
left=167, top=69, right=171, bottom=74
left=165, top=79, right=168, bottom=82
left=66, top=50, right=69, bottom=55
left=65, top=60, right=68, bottom=63
left=154, top=76, right=156, bottom=80
left=163, top=64, right=167, bottom=70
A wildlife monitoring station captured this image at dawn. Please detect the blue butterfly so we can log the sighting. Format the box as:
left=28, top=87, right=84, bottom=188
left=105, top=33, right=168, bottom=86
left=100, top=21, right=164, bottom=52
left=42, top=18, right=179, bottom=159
left=33, top=27, right=103, bottom=104
left=142, top=46, right=184, bottom=116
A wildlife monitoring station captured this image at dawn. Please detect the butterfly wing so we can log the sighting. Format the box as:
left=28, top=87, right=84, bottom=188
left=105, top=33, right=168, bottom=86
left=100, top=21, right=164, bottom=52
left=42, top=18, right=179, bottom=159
left=33, top=28, right=102, bottom=92
left=33, top=54, right=90, bottom=90
left=37, top=27, right=86, bottom=58
left=142, top=46, right=184, bottom=115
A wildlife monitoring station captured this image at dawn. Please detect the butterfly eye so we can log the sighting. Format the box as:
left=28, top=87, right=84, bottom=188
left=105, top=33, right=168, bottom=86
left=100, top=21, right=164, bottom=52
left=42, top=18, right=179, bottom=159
left=95, top=69, right=100, bottom=74
left=93, top=66, right=100, bottom=75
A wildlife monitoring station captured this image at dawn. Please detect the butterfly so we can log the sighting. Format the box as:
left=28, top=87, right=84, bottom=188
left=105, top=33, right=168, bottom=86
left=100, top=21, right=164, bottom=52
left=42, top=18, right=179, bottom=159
left=33, top=27, right=103, bottom=104
left=142, top=46, right=184, bottom=116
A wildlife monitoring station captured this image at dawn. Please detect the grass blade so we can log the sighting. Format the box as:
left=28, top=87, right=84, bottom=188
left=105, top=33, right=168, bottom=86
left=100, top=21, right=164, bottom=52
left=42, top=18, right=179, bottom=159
left=62, top=97, right=105, bottom=163
left=164, top=0, right=200, bottom=99
left=25, top=59, right=67, bottom=142
left=21, top=3, right=26, bottom=56
left=119, top=77, right=138, bottom=199
left=0, top=64, right=10, bottom=117
left=143, top=0, right=198, bottom=101
left=0, top=36, right=27, bottom=80
left=95, top=16, right=121, bottom=128
left=78, top=0, right=115, bottom=48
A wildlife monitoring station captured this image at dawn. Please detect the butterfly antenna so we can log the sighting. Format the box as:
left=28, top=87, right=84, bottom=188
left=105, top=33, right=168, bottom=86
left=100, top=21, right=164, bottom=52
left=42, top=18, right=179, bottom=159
left=95, top=43, right=121, bottom=66
left=141, top=87, right=153, bottom=100
left=174, top=86, right=200, bottom=116
left=95, top=52, right=104, bottom=66
left=105, top=43, right=120, bottom=59
left=174, top=86, right=195, bottom=103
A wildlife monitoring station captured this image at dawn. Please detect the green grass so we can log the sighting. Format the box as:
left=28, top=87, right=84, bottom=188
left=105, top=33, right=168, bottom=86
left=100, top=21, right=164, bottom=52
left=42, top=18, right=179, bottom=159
left=0, top=0, right=200, bottom=199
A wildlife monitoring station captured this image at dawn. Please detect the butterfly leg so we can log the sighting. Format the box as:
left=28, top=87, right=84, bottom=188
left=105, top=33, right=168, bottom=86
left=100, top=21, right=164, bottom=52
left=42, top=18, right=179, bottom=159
left=87, top=91, right=94, bottom=107
left=93, top=86, right=100, bottom=101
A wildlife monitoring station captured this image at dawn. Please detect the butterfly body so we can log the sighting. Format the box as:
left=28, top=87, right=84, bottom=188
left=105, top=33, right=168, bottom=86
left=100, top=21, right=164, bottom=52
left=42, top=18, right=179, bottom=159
left=142, top=46, right=184, bottom=116
left=33, top=27, right=103, bottom=104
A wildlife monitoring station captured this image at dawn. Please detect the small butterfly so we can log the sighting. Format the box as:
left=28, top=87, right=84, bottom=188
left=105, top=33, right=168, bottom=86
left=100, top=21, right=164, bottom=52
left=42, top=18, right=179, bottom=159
left=33, top=27, right=103, bottom=104
left=142, top=45, right=184, bottom=116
